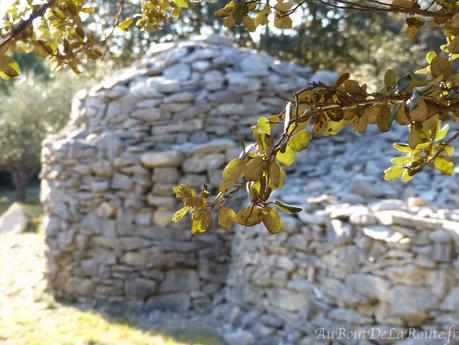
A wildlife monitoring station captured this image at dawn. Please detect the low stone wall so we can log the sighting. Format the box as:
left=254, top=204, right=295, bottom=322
left=41, top=35, right=318, bottom=311
left=42, top=137, right=240, bottom=310
left=226, top=198, right=459, bottom=344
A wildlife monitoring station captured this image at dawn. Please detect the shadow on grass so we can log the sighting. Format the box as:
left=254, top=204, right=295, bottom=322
left=0, top=185, right=227, bottom=344
left=43, top=293, right=227, bottom=345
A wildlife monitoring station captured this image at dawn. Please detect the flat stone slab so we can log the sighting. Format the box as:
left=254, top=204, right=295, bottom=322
left=0, top=203, right=29, bottom=234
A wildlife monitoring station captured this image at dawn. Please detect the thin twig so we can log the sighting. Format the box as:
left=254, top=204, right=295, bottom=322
left=0, top=0, right=56, bottom=50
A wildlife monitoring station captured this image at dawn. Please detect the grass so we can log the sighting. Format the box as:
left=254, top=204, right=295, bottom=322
left=1, top=305, right=224, bottom=345
left=0, top=187, right=226, bottom=345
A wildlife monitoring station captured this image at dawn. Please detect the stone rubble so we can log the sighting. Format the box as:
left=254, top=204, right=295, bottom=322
left=41, top=35, right=459, bottom=345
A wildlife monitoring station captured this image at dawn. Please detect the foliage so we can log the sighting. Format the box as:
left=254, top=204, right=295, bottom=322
left=0, top=72, right=86, bottom=200
left=174, top=0, right=459, bottom=234
left=2, top=1, right=459, bottom=232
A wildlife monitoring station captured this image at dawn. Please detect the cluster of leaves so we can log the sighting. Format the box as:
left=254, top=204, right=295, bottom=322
left=3, top=0, right=459, bottom=233
left=173, top=0, right=459, bottom=234
left=215, top=0, right=294, bottom=31
left=173, top=62, right=459, bottom=233
left=0, top=0, right=191, bottom=78
left=119, top=0, right=189, bottom=32
left=0, top=0, right=106, bottom=75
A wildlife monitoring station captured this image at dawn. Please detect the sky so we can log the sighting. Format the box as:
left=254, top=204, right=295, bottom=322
left=0, top=0, right=15, bottom=24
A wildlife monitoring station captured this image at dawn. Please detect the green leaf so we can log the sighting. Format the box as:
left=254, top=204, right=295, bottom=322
left=384, top=165, right=404, bottom=181
left=276, top=144, right=296, bottom=166
left=434, top=157, right=454, bottom=175
left=0, top=55, right=21, bottom=80
left=274, top=200, right=303, bottom=214
left=288, top=131, right=311, bottom=152
left=172, top=207, right=189, bottom=222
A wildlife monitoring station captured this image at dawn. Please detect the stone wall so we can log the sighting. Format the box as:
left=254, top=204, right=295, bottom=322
left=41, top=35, right=315, bottom=311
left=42, top=34, right=459, bottom=345
left=225, top=199, right=459, bottom=344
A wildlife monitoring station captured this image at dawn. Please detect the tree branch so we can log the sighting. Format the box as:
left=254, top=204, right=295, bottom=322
left=0, top=0, right=56, bottom=51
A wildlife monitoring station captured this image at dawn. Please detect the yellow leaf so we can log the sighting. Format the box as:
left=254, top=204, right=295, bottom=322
left=384, top=69, right=397, bottom=89
left=224, top=15, right=235, bottom=28
left=410, top=98, right=428, bottom=123
left=434, top=157, right=454, bottom=175
left=119, top=17, right=133, bottom=31
left=288, top=131, right=311, bottom=152
left=401, top=170, right=414, bottom=182
left=384, top=166, right=404, bottom=181
left=274, top=1, right=293, bottom=12
left=219, top=179, right=236, bottom=193
left=174, top=0, right=188, bottom=8
left=391, top=0, right=414, bottom=9
left=223, top=158, right=246, bottom=180
left=268, top=161, right=286, bottom=188
left=376, top=106, right=392, bottom=132
left=245, top=156, right=267, bottom=181
left=0, top=55, right=21, bottom=80
left=172, top=207, right=189, bottom=222
left=242, top=16, right=256, bottom=32
left=218, top=207, right=236, bottom=230
left=173, top=184, right=195, bottom=199
left=276, top=145, right=296, bottom=166
left=262, top=207, right=283, bottom=234
left=191, top=209, right=212, bottom=234
left=408, top=126, right=420, bottom=149
left=215, top=2, right=235, bottom=18
left=236, top=207, right=263, bottom=226
left=448, top=36, right=459, bottom=54
left=430, top=56, right=451, bottom=78
left=257, top=116, right=271, bottom=135
left=435, top=123, right=449, bottom=141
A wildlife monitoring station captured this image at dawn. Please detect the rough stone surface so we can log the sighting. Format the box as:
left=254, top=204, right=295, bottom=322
left=42, top=35, right=459, bottom=345
left=42, top=35, right=310, bottom=318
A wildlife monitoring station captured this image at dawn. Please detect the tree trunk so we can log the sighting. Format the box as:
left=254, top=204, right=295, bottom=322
left=10, top=170, right=29, bottom=202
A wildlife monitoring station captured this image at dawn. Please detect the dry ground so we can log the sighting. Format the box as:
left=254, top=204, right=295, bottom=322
left=0, top=231, right=225, bottom=345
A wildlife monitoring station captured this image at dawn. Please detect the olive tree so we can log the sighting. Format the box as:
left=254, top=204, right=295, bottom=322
left=0, top=73, right=83, bottom=201
left=1, top=0, right=458, bottom=231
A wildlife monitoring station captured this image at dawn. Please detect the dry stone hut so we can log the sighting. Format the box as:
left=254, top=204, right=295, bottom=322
left=41, top=35, right=316, bottom=311
left=42, top=35, right=459, bottom=345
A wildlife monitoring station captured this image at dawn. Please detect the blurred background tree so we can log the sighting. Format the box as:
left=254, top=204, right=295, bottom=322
left=0, top=72, right=87, bottom=201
